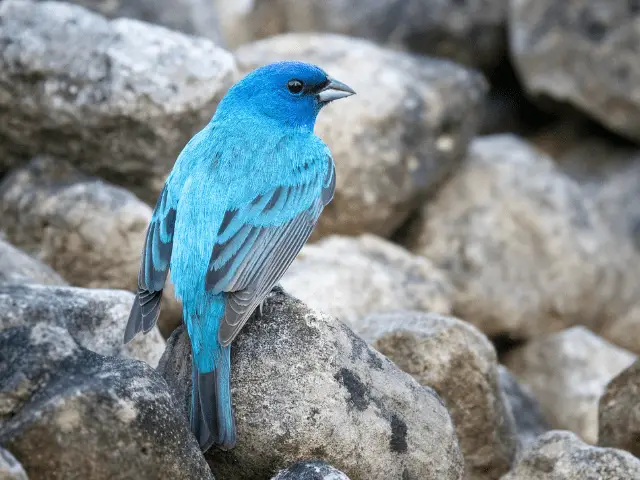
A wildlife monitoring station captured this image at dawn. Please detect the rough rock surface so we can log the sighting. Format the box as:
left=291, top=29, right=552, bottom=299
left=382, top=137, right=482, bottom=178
left=497, top=365, right=550, bottom=448
left=405, top=134, right=640, bottom=339
left=0, top=448, right=28, bottom=480
left=0, top=284, right=164, bottom=367
left=59, top=0, right=223, bottom=42
left=159, top=288, right=464, bottom=480
left=0, top=238, right=66, bottom=286
left=599, top=359, right=640, bottom=457
left=0, top=0, right=236, bottom=202
left=280, top=234, right=453, bottom=328
left=509, top=0, right=640, bottom=142
left=271, top=461, right=350, bottom=480
left=0, top=323, right=213, bottom=480
left=0, top=156, right=182, bottom=333
left=504, top=327, right=637, bottom=444
left=601, top=304, right=640, bottom=355
left=553, top=137, right=640, bottom=253
left=355, top=311, right=517, bottom=480
left=501, top=430, right=640, bottom=480
left=216, top=0, right=508, bottom=70
left=236, top=33, right=486, bottom=239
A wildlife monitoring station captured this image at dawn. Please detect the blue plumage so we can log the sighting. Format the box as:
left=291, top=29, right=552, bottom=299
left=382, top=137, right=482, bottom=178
left=124, top=61, right=354, bottom=451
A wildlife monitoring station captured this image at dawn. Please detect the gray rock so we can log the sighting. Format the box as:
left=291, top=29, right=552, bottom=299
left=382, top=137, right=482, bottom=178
left=0, top=323, right=213, bottom=480
left=0, top=448, right=28, bottom=480
left=509, top=0, right=640, bottom=142
left=55, top=0, right=223, bottom=43
left=355, top=311, right=517, bottom=480
left=601, top=304, right=640, bottom=356
left=158, top=288, right=464, bottom=480
left=497, top=366, right=550, bottom=448
left=0, top=0, right=236, bottom=202
left=599, top=359, right=640, bottom=457
left=404, top=134, right=640, bottom=339
left=280, top=234, right=453, bottom=329
left=0, top=283, right=164, bottom=367
left=504, top=327, right=636, bottom=445
left=271, top=461, right=350, bottom=480
left=215, top=0, right=508, bottom=70
left=0, top=156, right=182, bottom=333
left=0, top=238, right=66, bottom=286
left=236, top=33, right=486, bottom=239
left=501, top=430, right=640, bottom=480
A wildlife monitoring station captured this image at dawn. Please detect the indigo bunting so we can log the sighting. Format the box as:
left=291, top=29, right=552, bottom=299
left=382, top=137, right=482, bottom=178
left=124, top=61, right=355, bottom=451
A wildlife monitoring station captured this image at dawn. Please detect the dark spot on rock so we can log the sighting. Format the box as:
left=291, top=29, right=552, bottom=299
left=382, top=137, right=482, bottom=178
left=579, top=10, right=607, bottom=42
left=630, top=0, right=640, bottom=14
left=334, top=368, right=370, bottom=411
left=367, top=350, right=384, bottom=370
left=402, top=469, right=410, bottom=480
left=390, top=414, right=408, bottom=453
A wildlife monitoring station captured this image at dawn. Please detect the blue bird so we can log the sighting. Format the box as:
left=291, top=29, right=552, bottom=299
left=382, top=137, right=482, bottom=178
left=123, top=61, right=355, bottom=451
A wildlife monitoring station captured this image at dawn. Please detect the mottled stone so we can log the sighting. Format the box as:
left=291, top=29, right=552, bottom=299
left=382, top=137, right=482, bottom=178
left=271, top=461, right=350, bottom=480
left=501, top=431, right=640, bottom=480
left=0, top=156, right=182, bottom=333
left=497, top=365, right=550, bottom=448
left=280, top=234, right=453, bottom=329
left=599, top=359, right=640, bottom=457
left=601, top=304, right=640, bottom=356
left=159, top=288, right=464, bottom=480
left=504, top=327, right=636, bottom=444
left=509, top=0, right=640, bottom=141
left=0, top=284, right=164, bottom=367
left=55, top=0, right=223, bottom=42
left=236, top=33, right=486, bottom=239
left=0, top=0, right=235, bottom=202
left=405, top=134, right=640, bottom=339
left=0, top=323, right=213, bottom=480
left=0, top=238, right=66, bottom=287
left=0, top=448, right=28, bottom=480
left=216, top=0, right=508, bottom=70
left=355, top=311, right=517, bottom=480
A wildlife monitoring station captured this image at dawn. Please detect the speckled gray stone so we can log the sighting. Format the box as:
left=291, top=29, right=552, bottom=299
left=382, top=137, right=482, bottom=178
left=0, top=238, right=66, bottom=287
left=215, top=0, right=508, bottom=70
left=280, top=234, right=453, bottom=329
left=0, top=0, right=236, bottom=202
left=0, top=323, right=213, bottom=480
left=509, top=0, right=640, bottom=141
left=158, top=288, right=464, bottom=480
left=271, top=461, right=350, bottom=480
left=501, top=431, right=640, bottom=480
left=236, top=33, right=486, bottom=239
left=0, top=283, right=164, bottom=367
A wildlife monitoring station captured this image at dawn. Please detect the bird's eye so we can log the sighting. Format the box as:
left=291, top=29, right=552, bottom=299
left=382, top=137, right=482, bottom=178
left=287, top=79, right=304, bottom=94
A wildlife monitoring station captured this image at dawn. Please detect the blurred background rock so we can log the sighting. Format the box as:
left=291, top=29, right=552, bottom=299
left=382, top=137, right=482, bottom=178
left=2, top=0, right=640, bottom=479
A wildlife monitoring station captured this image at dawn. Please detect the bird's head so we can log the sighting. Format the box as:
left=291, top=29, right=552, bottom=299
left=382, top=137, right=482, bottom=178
left=216, top=61, right=355, bottom=130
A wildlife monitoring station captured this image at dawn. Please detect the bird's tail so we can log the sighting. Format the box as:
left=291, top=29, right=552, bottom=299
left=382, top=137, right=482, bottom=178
left=188, top=324, right=236, bottom=451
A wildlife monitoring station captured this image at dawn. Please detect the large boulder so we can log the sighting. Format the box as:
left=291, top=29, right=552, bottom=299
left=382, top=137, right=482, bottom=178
left=280, top=235, right=453, bottom=329
left=0, top=0, right=236, bottom=202
left=0, top=238, right=66, bottom=287
left=0, top=156, right=182, bottom=333
left=501, top=431, right=640, bottom=479
left=271, top=461, right=350, bottom=480
left=404, top=134, right=640, bottom=339
left=509, top=0, right=640, bottom=142
left=0, top=323, right=213, bottom=480
left=504, top=327, right=636, bottom=444
left=0, top=449, right=28, bottom=480
left=0, top=284, right=164, bottom=367
left=158, top=288, right=464, bottom=480
left=55, top=0, right=223, bottom=42
left=236, top=33, right=487, bottom=239
left=497, top=365, right=550, bottom=448
left=599, top=359, right=640, bottom=457
left=215, top=0, right=508, bottom=70
left=355, top=311, right=517, bottom=480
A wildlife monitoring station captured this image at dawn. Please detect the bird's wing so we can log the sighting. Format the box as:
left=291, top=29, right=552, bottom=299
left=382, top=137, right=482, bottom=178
left=206, top=161, right=335, bottom=346
left=124, top=184, right=177, bottom=342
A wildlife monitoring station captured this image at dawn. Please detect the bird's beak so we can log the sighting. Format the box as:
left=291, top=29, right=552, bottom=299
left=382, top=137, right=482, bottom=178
left=317, top=78, right=356, bottom=103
